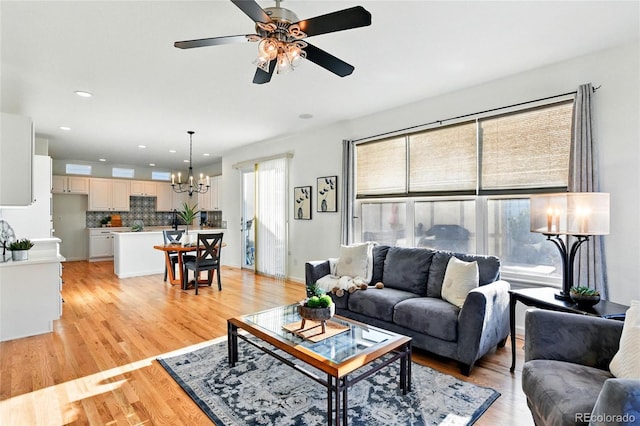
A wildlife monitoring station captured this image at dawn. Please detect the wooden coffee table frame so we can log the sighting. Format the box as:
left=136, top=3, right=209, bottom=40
left=227, top=310, right=412, bottom=426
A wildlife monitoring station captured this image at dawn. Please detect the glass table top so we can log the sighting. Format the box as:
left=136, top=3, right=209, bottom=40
left=241, top=303, right=404, bottom=364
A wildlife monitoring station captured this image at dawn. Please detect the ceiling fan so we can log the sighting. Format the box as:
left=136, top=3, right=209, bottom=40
left=174, top=0, right=372, bottom=84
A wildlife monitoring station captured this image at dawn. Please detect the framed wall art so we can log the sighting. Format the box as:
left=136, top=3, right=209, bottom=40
left=317, top=176, right=337, bottom=212
left=294, top=186, right=312, bottom=220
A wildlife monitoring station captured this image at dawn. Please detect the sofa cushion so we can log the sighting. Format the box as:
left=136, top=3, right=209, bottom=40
left=382, top=247, right=434, bottom=295
left=426, top=251, right=500, bottom=297
left=610, top=300, right=640, bottom=379
left=393, top=297, right=460, bottom=342
left=370, top=245, right=390, bottom=285
left=335, top=243, right=371, bottom=281
left=441, top=256, right=479, bottom=308
left=348, top=288, right=420, bottom=322
left=522, top=359, right=613, bottom=426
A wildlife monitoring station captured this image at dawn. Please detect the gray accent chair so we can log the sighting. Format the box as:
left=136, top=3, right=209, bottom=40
left=306, top=245, right=511, bottom=375
left=522, top=309, right=640, bottom=426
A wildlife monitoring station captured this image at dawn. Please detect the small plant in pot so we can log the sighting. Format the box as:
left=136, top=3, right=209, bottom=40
left=299, top=285, right=335, bottom=333
left=9, top=238, right=34, bottom=261
left=570, top=286, right=601, bottom=307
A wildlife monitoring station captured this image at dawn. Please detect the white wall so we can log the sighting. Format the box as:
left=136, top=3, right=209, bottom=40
left=222, top=41, right=640, bottom=304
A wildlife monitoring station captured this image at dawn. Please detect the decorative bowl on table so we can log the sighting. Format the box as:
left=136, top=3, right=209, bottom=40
left=570, top=286, right=601, bottom=307
left=298, top=303, right=335, bottom=322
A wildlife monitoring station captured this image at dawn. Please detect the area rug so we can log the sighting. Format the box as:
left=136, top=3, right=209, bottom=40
left=157, top=338, right=500, bottom=426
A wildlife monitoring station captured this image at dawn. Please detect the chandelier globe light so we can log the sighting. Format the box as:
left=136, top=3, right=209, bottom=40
left=171, top=131, right=210, bottom=198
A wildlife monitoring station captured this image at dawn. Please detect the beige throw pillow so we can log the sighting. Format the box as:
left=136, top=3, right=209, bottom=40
left=441, top=256, right=479, bottom=308
left=610, top=299, right=640, bottom=379
left=335, top=243, right=370, bottom=281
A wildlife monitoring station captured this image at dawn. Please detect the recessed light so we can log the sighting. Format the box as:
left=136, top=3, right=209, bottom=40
left=169, top=149, right=176, bottom=153
left=299, top=113, right=313, bottom=119
left=99, top=158, right=107, bottom=162
left=183, top=159, right=189, bottom=163
left=138, top=145, right=146, bottom=149
left=59, top=126, right=71, bottom=131
left=75, top=90, right=93, bottom=98
left=203, top=153, right=210, bottom=157
left=149, top=163, right=156, bottom=167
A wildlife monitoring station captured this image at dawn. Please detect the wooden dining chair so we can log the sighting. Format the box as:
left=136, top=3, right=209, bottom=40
left=182, top=233, right=224, bottom=295
left=162, top=230, right=194, bottom=281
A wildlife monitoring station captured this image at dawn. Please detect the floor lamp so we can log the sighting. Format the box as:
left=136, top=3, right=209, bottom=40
left=530, top=193, right=610, bottom=301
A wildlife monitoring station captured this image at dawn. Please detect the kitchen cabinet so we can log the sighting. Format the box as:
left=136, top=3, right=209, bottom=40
left=89, top=228, right=115, bottom=260
left=0, top=113, right=34, bottom=206
left=88, top=178, right=130, bottom=211
left=156, top=183, right=191, bottom=212
left=130, top=180, right=157, bottom=197
left=52, top=175, right=89, bottom=194
left=197, top=175, right=222, bottom=211
left=0, top=237, right=64, bottom=342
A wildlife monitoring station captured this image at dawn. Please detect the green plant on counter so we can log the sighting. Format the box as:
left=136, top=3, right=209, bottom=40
left=100, top=216, right=111, bottom=226
left=9, top=238, right=34, bottom=251
left=570, top=286, right=600, bottom=296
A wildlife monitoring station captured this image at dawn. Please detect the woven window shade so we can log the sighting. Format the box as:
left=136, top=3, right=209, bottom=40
left=409, top=122, right=477, bottom=192
left=480, top=101, right=572, bottom=190
left=356, top=137, right=406, bottom=196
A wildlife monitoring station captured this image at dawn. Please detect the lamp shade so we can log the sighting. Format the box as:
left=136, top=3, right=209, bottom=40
left=530, top=192, right=610, bottom=235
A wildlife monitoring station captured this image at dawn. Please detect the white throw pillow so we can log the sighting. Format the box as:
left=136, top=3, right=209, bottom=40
left=441, top=256, right=479, bottom=308
left=610, top=299, right=640, bottom=379
left=335, top=243, right=370, bottom=281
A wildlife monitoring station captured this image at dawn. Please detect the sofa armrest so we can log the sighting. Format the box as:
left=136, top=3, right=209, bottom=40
left=524, top=309, right=623, bottom=370
left=457, top=280, right=511, bottom=366
left=590, top=378, right=640, bottom=424
left=305, top=260, right=331, bottom=287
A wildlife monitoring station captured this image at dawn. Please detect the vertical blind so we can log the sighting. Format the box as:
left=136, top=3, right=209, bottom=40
left=255, top=157, right=287, bottom=278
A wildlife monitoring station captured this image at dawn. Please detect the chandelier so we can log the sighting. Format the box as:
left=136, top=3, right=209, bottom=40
left=171, top=131, right=210, bottom=198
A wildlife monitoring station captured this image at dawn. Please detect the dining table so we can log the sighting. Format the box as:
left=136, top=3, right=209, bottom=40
left=153, top=243, right=225, bottom=289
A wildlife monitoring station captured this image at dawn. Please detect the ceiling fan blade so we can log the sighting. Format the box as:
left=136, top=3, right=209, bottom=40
left=174, top=34, right=255, bottom=49
left=303, top=43, right=354, bottom=77
left=295, top=6, right=371, bottom=38
left=253, top=60, right=276, bottom=84
left=231, top=0, right=272, bottom=24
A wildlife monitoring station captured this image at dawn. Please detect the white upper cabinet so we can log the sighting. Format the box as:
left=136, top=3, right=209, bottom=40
left=0, top=113, right=34, bottom=206
left=196, top=175, right=222, bottom=211
left=52, top=175, right=89, bottom=194
left=88, top=178, right=131, bottom=211
left=130, top=180, right=157, bottom=197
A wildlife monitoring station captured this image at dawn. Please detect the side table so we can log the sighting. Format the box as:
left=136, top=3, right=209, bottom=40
left=509, top=286, right=628, bottom=372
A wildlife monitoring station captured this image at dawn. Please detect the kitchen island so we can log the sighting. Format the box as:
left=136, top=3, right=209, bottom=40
left=112, top=228, right=225, bottom=279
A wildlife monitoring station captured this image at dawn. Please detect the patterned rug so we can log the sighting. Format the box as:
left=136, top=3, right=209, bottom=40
left=157, top=337, right=500, bottom=425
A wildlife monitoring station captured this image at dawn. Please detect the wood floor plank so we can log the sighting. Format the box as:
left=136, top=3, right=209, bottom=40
left=0, top=260, right=534, bottom=425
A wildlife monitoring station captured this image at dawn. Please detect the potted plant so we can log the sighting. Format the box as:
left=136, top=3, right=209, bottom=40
left=100, top=216, right=111, bottom=227
left=9, top=238, right=34, bottom=261
left=177, top=202, right=199, bottom=242
left=570, top=286, right=601, bottom=307
left=299, top=285, right=335, bottom=333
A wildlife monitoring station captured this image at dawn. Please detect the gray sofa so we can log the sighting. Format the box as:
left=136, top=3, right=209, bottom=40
left=522, top=309, right=640, bottom=426
left=305, top=245, right=510, bottom=375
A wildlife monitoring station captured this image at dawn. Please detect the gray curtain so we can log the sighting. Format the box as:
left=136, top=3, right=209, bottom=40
left=568, top=83, right=608, bottom=298
left=340, top=140, right=353, bottom=245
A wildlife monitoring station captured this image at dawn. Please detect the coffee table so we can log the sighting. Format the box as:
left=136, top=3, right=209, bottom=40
left=227, top=304, right=412, bottom=426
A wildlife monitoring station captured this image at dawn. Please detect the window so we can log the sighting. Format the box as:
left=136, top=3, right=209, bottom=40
left=352, top=99, right=573, bottom=284
left=152, top=171, right=171, bottom=181
left=65, top=163, right=91, bottom=175
left=112, top=167, right=134, bottom=178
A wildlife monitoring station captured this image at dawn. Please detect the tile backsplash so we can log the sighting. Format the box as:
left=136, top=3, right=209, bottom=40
left=86, top=196, right=222, bottom=228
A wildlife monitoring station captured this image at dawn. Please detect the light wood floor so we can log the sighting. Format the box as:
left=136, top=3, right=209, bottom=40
left=0, top=261, right=533, bottom=425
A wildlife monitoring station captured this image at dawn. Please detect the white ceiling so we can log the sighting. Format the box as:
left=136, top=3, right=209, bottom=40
left=2, top=1, right=638, bottom=170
